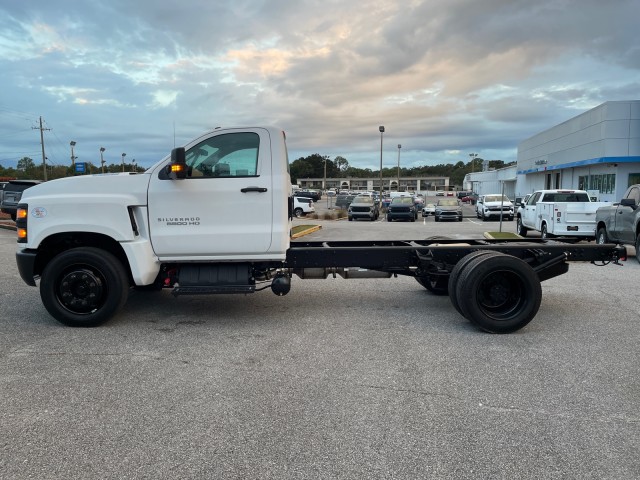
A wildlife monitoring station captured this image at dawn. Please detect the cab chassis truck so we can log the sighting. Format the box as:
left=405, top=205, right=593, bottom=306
left=14, top=127, right=626, bottom=334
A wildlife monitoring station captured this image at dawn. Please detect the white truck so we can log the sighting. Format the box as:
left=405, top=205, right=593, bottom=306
left=475, top=194, right=515, bottom=221
left=516, top=189, right=608, bottom=239
left=14, top=127, right=625, bottom=334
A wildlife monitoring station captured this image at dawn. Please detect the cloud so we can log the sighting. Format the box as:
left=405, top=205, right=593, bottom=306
left=0, top=0, right=638, bottom=171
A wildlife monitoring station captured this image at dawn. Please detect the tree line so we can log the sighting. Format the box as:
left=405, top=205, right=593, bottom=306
left=289, top=154, right=514, bottom=188
left=1, top=154, right=514, bottom=186
left=0, top=157, right=144, bottom=181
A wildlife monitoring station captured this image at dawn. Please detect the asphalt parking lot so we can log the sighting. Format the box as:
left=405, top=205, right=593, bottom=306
left=1, top=216, right=638, bottom=479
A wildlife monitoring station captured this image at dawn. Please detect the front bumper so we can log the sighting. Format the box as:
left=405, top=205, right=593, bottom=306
left=436, top=212, right=462, bottom=220
left=16, top=249, right=38, bottom=286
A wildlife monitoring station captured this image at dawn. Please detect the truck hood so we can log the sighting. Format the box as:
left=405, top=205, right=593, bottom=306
left=21, top=173, right=151, bottom=206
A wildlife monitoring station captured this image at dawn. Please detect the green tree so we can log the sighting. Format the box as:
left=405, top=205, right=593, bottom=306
left=17, top=157, right=36, bottom=172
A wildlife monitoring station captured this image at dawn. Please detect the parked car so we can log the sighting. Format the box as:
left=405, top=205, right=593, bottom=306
left=475, top=194, right=515, bottom=221
left=348, top=195, right=379, bottom=221
left=514, top=194, right=532, bottom=216
left=435, top=191, right=445, bottom=196
left=434, top=198, right=463, bottom=222
left=386, top=196, right=417, bottom=222
left=294, top=190, right=322, bottom=201
left=460, top=193, right=478, bottom=205
left=595, top=184, right=640, bottom=261
left=293, top=196, right=315, bottom=217
left=335, top=194, right=356, bottom=210
left=457, top=191, right=473, bottom=200
left=1, top=179, right=42, bottom=221
left=421, top=203, right=436, bottom=217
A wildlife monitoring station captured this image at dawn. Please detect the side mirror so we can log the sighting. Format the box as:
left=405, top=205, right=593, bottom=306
left=620, top=198, right=637, bottom=209
left=165, top=147, right=187, bottom=179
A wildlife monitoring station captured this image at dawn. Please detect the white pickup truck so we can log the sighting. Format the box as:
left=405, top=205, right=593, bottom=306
left=13, top=127, right=625, bottom=333
left=516, top=189, right=608, bottom=239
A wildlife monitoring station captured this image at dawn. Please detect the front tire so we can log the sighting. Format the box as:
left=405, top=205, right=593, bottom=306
left=635, top=233, right=640, bottom=264
left=40, top=247, right=129, bottom=327
left=516, top=217, right=528, bottom=236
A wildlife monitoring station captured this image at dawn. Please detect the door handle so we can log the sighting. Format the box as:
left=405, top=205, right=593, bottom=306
left=241, top=187, right=268, bottom=193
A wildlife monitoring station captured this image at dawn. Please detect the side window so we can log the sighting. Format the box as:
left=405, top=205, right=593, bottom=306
left=628, top=187, right=640, bottom=204
left=528, top=192, right=541, bottom=206
left=186, top=132, right=259, bottom=178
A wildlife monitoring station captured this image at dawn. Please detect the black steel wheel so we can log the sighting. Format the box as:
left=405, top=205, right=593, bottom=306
left=516, top=217, right=528, bottom=236
left=455, top=253, right=542, bottom=333
left=40, top=247, right=129, bottom=327
left=448, top=250, right=502, bottom=316
left=596, top=227, right=608, bottom=244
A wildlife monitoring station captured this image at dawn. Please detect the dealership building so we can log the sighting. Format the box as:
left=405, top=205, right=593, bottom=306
left=467, top=100, right=640, bottom=202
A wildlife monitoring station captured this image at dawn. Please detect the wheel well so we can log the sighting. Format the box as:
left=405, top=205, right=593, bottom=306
left=34, top=232, right=131, bottom=283
left=596, top=221, right=606, bottom=232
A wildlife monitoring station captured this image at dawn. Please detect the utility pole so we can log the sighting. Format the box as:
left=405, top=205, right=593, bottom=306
left=32, top=116, right=51, bottom=181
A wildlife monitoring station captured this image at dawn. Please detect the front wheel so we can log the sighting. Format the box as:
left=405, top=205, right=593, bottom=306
left=516, top=217, right=528, bottom=236
left=635, top=233, right=640, bottom=264
left=40, top=247, right=129, bottom=327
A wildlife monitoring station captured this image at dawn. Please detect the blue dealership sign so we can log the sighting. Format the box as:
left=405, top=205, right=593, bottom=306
left=75, top=162, right=86, bottom=174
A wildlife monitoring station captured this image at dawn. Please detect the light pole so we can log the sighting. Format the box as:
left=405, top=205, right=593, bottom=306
left=397, top=144, right=401, bottom=192
left=379, top=126, right=385, bottom=199
left=132, top=159, right=136, bottom=172
left=323, top=158, right=327, bottom=192
left=100, top=147, right=106, bottom=174
left=121, top=153, right=126, bottom=172
left=469, top=152, right=478, bottom=174
left=70, top=141, right=77, bottom=173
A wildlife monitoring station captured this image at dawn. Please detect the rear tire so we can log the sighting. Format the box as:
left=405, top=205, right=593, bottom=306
left=455, top=253, right=542, bottom=333
left=294, top=207, right=303, bottom=218
left=448, top=251, right=502, bottom=316
left=635, top=233, right=640, bottom=264
left=40, top=247, right=129, bottom=327
left=596, top=228, right=608, bottom=244
left=541, top=223, right=552, bottom=239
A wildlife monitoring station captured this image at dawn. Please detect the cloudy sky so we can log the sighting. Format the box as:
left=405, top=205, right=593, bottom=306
left=1, top=0, right=639, bottom=172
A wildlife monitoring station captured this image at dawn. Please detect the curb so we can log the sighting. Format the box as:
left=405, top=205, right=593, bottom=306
left=291, top=225, right=322, bottom=239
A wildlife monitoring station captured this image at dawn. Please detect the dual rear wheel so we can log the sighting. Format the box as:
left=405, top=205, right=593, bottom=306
left=417, top=251, right=542, bottom=333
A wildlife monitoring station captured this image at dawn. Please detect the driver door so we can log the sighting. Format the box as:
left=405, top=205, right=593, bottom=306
left=147, top=128, right=273, bottom=258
